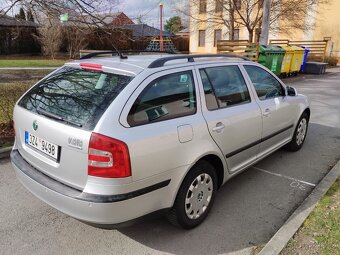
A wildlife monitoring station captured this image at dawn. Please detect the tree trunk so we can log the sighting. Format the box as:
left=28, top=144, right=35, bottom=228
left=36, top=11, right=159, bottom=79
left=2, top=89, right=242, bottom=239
left=229, top=1, right=235, bottom=40
left=259, top=0, right=271, bottom=45
left=248, top=29, right=254, bottom=42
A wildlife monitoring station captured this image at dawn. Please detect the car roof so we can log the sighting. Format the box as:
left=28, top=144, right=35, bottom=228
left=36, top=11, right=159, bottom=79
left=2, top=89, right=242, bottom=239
left=65, top=54, right=252, bottom=76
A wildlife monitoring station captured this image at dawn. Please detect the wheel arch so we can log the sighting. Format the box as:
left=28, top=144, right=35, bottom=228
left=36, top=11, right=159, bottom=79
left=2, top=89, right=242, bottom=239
left=172, top=153, right=226, bottom=206
left=198, top=154, right=225, bottom=189
left=303, top=107, right=311, bottom=121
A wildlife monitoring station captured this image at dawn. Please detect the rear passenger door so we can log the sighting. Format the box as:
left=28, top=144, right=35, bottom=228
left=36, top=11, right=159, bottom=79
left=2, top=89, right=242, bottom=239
left=243, top=65, right=297, bottom=157
left=119, top=67, right=209, bottom=180
left=197, top=64, right=262, bottom=173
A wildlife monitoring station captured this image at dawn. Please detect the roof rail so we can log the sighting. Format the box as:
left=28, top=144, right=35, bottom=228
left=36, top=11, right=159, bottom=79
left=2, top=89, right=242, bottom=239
left=80, top=51, right=128, bottom=60
left=147, top=54, right=251, bottom=68
left=80, top=50, right=176, bottom=60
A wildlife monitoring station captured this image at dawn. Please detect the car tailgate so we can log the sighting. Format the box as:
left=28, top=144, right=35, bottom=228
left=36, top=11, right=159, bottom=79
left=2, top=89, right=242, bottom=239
left=14, top=106, right=91, bottom=190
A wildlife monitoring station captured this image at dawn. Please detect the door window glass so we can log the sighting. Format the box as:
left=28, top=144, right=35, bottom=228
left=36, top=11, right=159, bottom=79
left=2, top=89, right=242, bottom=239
left=200, top=65, right=250, bottom=109
left=128, top=71, right=196, bottom=126
left=244, top=65, right=284, bottom=100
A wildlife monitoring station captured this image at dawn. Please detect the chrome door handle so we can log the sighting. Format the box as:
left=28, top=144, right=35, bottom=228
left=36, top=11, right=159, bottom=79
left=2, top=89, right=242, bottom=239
left=263, top=108, right=271, bottom=117
left=212, top=122, right=225, bottom=132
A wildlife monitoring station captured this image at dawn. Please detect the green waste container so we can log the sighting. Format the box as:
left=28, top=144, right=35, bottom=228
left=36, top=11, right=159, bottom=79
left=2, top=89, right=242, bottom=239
left=258, top=45, right=285, bottom=76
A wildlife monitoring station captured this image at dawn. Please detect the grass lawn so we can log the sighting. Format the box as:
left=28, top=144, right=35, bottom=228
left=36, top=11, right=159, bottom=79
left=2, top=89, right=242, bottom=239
left=0, top=59, right=66, bottom=68
left=280, top=177, right=340, bottom=255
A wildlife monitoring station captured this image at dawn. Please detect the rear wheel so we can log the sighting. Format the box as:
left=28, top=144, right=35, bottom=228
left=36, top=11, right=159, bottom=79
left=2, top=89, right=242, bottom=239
left=167, top=161, right=217, bottom=229
left=285, top=112, right=309, bottom=151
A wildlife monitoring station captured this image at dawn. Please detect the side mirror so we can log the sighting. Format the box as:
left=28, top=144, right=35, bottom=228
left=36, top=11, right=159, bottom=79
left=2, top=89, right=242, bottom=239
left=287, top=86, right=297, bottom=96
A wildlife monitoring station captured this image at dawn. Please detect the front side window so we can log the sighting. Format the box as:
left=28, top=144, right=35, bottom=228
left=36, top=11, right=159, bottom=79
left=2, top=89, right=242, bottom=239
left=200, top=65, right=250, bottom=109
left=127, top=71, right=196, bottom=126
left=244, top=65, right=284, bottom=100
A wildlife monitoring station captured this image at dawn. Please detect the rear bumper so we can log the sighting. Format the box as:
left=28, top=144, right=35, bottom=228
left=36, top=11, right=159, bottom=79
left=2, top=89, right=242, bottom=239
left=11, top=149, right=172, bottom=225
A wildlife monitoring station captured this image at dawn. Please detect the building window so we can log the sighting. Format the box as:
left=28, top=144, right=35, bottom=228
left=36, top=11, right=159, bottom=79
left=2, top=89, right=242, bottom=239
left=198, top=30, right=205, bottom=47
left=235, top=0, right=241, bottom=10
left=233, top=29, right=240, bottom=41
left=215, top=0, right=223, bottom=12
left=214, top=29, right=222, bottom=47
left=199, top=0, right=207, bottom=14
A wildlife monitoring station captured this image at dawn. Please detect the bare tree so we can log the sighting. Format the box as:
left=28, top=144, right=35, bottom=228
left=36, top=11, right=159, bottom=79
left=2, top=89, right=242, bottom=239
left=35, top=18, right=63, bottom=59
left=1, top=0, right=118, bottom=24
left=176, top=0, right=329, bottom=42
left=1, top=0, right=128, bottom=53
left=63, top=25, right=89, bottom=59
left=269, top=0, right=329, bottom=36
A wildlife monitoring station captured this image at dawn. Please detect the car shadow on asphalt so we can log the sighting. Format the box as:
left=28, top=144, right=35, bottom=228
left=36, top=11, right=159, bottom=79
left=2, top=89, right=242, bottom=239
left=119, top=123, right=340, bottom=255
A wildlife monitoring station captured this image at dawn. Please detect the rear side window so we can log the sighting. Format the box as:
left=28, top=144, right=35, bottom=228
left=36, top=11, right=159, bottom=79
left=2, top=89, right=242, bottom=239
left=128, top=71, right=196, bottom=126
left=200, top=65, right=250, bottom=110
left=18, top=66, right=133, bottom=130
left=244, top=65, right=284, bottom=100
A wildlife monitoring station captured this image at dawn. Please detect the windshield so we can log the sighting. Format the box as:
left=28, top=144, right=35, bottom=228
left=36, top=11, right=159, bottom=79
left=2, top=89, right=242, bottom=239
left=18, top=66, right=134, bottom=130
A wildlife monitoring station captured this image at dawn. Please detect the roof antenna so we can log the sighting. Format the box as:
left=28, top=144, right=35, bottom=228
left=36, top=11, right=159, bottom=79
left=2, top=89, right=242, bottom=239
left=110, top=42, right=127, bottom=59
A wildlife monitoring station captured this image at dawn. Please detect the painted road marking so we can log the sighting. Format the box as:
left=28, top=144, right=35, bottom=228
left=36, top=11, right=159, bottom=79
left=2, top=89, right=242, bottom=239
left=253, top=166, right=316, bottom=187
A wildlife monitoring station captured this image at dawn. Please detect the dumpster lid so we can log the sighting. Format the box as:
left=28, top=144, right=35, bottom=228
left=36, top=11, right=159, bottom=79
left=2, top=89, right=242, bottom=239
left=280, top=45, right=305, bottom=52
left=260, top=45, right=285, bottom=53
left=289, top=45, right=305, bottom=51
left=278, top=45, right=293, bottom=52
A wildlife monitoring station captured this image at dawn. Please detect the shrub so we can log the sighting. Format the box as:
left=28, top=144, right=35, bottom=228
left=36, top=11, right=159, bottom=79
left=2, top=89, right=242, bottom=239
left=307, top=55, right=338, bottom=66
left=0, top=82, right=32, bottom=125
left=324, top=56, right=338, bottom=67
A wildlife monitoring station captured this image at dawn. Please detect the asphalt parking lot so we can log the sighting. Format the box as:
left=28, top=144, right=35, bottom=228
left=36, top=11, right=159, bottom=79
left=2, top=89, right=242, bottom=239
left=1, top=70, right=340, bottom=255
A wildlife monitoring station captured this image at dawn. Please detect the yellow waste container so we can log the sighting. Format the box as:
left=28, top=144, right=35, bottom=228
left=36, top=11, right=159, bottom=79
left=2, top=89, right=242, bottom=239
left=290, top=46, right=305, bottom=74
left=280, top=46, right=305, bottom=76
left=280, top=46, right=294, bottom=76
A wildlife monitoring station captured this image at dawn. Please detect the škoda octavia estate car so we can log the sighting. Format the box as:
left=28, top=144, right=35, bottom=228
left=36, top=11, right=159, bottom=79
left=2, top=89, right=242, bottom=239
left=11, top=53, right=310, bottom=229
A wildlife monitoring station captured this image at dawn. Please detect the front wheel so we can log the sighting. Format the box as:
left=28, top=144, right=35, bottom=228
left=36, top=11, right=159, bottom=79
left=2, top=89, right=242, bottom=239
left=285, top=112, right=309, bottom=151
left=167, top=161, right=217, bottom=229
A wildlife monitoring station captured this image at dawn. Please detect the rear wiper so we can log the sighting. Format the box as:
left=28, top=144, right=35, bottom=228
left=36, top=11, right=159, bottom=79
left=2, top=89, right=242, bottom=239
left=36, top=107, right=83, bottom=127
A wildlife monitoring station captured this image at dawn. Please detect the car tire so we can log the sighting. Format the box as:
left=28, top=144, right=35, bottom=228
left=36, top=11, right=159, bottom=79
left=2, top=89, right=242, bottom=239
left=285, top=112, right=309, bottom=152
left=167, top=160, right=217, bottom=229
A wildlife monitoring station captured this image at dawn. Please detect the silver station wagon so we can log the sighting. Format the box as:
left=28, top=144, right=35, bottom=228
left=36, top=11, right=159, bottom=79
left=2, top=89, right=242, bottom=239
left=11, top=53, right=310, bottom=229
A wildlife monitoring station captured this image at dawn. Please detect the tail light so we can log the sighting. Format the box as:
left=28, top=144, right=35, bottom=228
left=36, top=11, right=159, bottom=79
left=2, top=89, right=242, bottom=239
left=88, top=133, right=131, bottom=178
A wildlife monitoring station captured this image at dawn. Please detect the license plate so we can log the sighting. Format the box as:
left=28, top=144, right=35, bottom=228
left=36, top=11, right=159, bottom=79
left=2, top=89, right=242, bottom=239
left=25, top=131, right=59, bottom=160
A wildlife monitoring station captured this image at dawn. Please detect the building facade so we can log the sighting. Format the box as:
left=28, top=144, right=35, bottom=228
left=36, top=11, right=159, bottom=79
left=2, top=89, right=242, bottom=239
left=189, top=0, right=340, bottom=57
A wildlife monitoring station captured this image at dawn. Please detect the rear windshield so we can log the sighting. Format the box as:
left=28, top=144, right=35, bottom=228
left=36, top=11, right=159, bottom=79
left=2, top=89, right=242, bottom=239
left=18, top=66, right=134, bottom=130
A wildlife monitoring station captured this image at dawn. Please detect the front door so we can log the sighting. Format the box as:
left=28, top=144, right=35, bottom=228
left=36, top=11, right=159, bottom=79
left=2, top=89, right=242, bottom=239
left=243, top=65, right=298, bottom=157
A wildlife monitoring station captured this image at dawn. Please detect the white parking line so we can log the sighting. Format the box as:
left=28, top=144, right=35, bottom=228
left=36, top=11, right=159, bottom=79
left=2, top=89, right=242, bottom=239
left=252, top=166, right=316, bottom=187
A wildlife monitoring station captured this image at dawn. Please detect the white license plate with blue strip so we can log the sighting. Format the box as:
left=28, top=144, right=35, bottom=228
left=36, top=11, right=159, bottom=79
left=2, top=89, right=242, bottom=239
left=25, top=131, right=59, bottom=160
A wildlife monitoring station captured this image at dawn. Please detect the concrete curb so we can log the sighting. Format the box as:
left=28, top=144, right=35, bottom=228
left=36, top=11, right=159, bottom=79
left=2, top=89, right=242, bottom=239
left=258, top=159, right=340, bottom=255
left=0, top=146, right=12, bottom=159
